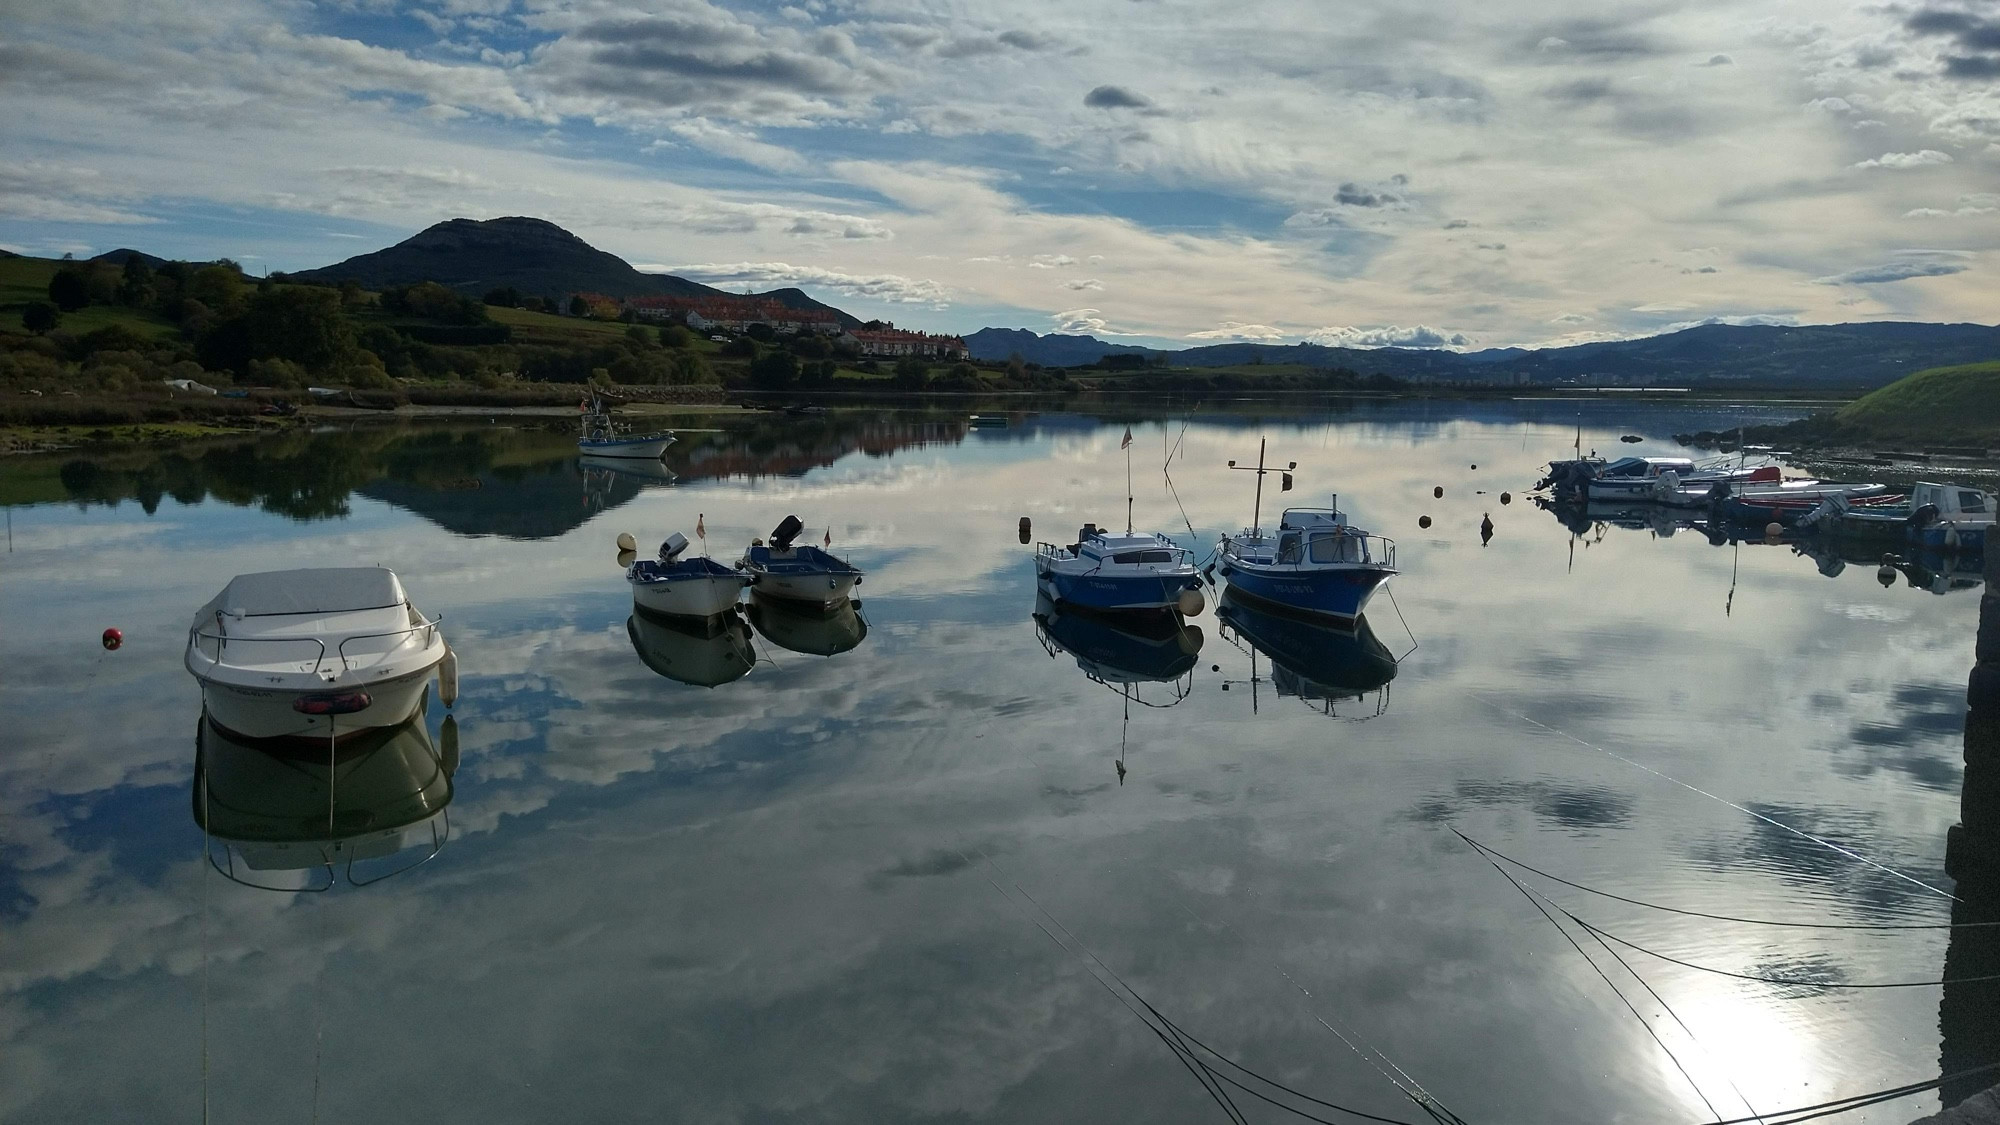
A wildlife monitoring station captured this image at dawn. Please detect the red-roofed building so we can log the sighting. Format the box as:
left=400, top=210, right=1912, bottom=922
left=847, top=327, right=968, bottom=360
left=624, top=295, right=841, bottom=335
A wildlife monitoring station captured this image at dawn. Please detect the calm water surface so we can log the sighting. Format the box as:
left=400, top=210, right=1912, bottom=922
left=2, top=401, right=1990, bottom=1124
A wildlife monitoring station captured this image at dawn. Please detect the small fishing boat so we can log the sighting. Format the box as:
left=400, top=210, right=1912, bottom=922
left=738, top=515, right=863, bottom=608
left=192, top=705, right=455, bottom=890
left=627, top=607, right=756, bottom=687
left=968, top=414, right=1009, bottom=429
left=1817, top=481, right=1994, bottom=552
left=577, top=395, right=676, bottom=459
left=185, top=567, right=452, bottom=742
left=1584, top=457, right=1781, bottom=502
left=1718, top=482, right=1905, bottom=527
left=746, top=591, right=869, bottom=657
left=1214, top=440, right=1395, bottom=624
left=628, top=532, right=749, bottom=618
left=1035, top=527, right=1205, bottom=613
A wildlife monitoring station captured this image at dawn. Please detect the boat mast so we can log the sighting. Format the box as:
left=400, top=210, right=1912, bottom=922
left=1226, top=439, right=1292, bottom=536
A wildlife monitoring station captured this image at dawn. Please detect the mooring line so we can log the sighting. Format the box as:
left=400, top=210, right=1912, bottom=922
left=1457, top=831, right=1972, bottom=931
left=1466, top=692, right=1957, bottom=903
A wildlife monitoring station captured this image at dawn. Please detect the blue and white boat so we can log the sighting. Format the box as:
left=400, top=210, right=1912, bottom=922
left=738, top=515, right=863, bottom=608
left=578, top=396, right=676, bottom=460
left=627, top=532, right=749, bottom=618
left=1215, top=441, right=1396, bottom=624
left=1815, top=481, right=1994, bottom=552
left=1033, top=593, right=1203, bottom=686
left=1034, top=525, right=1205, bottom=613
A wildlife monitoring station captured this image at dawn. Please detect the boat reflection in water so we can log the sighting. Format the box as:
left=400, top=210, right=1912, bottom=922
left=1033, top=593, right=1202, bottom=783
left=1214, top=590, right=1397, bottom=718
left=192, top=702, right=456, bottom=891
left=627, top=606, right=757, bottom=687
left=1033, top=593, right=1203, bottom=692
left=746, top=591, right=869, bottom=658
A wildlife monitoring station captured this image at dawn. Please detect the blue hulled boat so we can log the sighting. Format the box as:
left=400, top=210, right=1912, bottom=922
left=1215, top=590, right=1398, bottom=708
left=1034, top=525, right=1205, bottom=613
left=1214, top=440, right=1396, bottom=624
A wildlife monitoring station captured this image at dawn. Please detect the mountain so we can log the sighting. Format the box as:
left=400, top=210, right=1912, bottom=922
left=90, top=248, right=169, bottom=268
left=970, top=322, right=2000, bottom=389
left=290, top=217, right=861, bottom=327
left=965, top=327, right=1155, bottom=365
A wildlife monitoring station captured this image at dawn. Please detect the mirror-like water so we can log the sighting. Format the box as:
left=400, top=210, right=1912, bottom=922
left=2, top=401, right=1990, bottom=1124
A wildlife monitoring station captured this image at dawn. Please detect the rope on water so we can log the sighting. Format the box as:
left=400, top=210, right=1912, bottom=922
left=1684, top=1059, right=2000, bottom=1125
left=1457, top=831, right=1977, bottom=931
left=1465, top=692, right=1957, bottom=903
left=1455, top=829, right=1729, bottom=1120
left=1383, top=585, right=1418, bottom=663
left=1453, top=829, right=1760, bottom=1122
left=959, top=841, right=1441, bottom=1125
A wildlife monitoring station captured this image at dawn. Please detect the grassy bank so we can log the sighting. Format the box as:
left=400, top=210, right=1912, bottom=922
left=1677, top=360, right=2000, bottom=455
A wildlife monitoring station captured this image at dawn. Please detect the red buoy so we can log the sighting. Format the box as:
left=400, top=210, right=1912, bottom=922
left=101, top=628, right=123, bottom=651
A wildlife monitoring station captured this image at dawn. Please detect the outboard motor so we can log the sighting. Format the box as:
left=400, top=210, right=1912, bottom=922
left=769, top=515, right=805, bottom=551
left=1707, top=479, right=1732, bottom=506
left=658, top=532, right=689, bottom=562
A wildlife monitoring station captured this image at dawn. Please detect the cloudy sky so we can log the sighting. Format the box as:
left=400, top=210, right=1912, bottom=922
left=3, top=0, right=1998, bottom=347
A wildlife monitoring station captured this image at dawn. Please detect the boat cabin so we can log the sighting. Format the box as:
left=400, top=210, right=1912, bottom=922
left=1077, top=531, right=1190, bottom=568
left=1231, top=509, right=1385, bottom=566
left=1911, top=482, right=1994, bottom=520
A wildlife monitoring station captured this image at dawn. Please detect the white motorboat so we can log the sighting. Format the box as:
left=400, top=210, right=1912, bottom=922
left=1034, top=526, right=1204, bottom=613
left=628, top=532, right=749, bottom=618
left=578, top=395, right=676, bottom=459
left=185, top=568, right=451, bottom=742
left=738, top=516, right=863, bottom=608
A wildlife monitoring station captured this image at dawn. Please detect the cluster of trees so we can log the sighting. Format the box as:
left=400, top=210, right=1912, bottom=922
left=514, top=323, right=714, bottom=386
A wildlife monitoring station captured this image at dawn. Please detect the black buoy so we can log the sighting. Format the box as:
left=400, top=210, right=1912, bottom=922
left=1480, top=513, right=1494, bottom=545
left=1433, top=486, right=1444, bottom=498
left=1500, top=492, right=1512, bottom=505
left=1470, top=464, right=1477, bottom=470
left=1419, top=515, right=1433, bottom=529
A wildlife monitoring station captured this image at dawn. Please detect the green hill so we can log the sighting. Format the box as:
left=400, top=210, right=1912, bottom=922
left=1834, top=360, right=2000, bottom=441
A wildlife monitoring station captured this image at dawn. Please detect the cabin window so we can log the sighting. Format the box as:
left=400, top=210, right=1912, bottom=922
left=1277, top=534, right=1302, bottom=563
left=1310, top=534, right=1365, bottom=563
left=1112, top=549, right=1175, bottom=564
left=1960, top=491, right=1988, bottom=514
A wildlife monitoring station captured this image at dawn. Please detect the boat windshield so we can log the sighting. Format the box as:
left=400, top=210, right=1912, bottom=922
left=1112, top=549, right=1178, bottom=564
left=1309, top=532, right=1367, bottom=563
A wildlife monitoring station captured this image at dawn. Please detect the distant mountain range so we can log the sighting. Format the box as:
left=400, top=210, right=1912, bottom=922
left=968, top=322, right=2000, bottom=388
left=290, top=216, right=861, bottom=328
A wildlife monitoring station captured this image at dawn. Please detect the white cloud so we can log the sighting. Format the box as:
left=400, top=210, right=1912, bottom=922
left=1303, top=325, right=1469, bottom=349
left=1060, top=278, right=1103, bottom=291
left=672, top=261, right=949, bottom=304
left=1052, top=308, right=1111, bottom=334
left=1853, top=150, right=1955, bottom=169
left=1028, top=254, right=1077, bottom=269
left=1813, top=251, right=1974, bottom=285
left=1186, top=322, right=1287, bottom=340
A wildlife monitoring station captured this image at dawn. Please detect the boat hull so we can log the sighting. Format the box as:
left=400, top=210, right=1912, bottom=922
left=1919, top=523, right=1988, bottom=552
left=578, top=435, right=675, bottom=459
left=751, top=571, right=859, bottom=607
left=1036, top=565, right=1198, bottom=612
left=196, top=663, right=439, bottom=742
left=1219, top=561, right=1393, bottom=624
left=631, top=573, right=747, bottom=618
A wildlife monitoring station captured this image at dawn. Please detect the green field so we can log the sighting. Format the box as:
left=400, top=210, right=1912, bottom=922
left=0, top=256, right=180, bottom=339
left=1834, top=360, right=2000, bottom=442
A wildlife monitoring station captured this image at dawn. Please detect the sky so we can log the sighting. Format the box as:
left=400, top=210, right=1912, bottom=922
left=2, top=0, right=1998, bottom=349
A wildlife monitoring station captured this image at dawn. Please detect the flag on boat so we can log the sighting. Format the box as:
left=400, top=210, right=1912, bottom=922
left=824, top=527, right=832, bottom=547
left=696, top=514, right=705, bottom=539
left=1120, top=427, right=1132, bottom=449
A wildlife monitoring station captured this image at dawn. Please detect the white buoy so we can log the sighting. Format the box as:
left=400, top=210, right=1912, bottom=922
left=616, top=531, right=637, bottom=552
left=438, top=645, right=459, bottom=708
left=617, top=549, right=636, bottom=568
left=1177, top=586, right=1205, bottom=617
left=1765, top=522, right=1784, bottom=539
